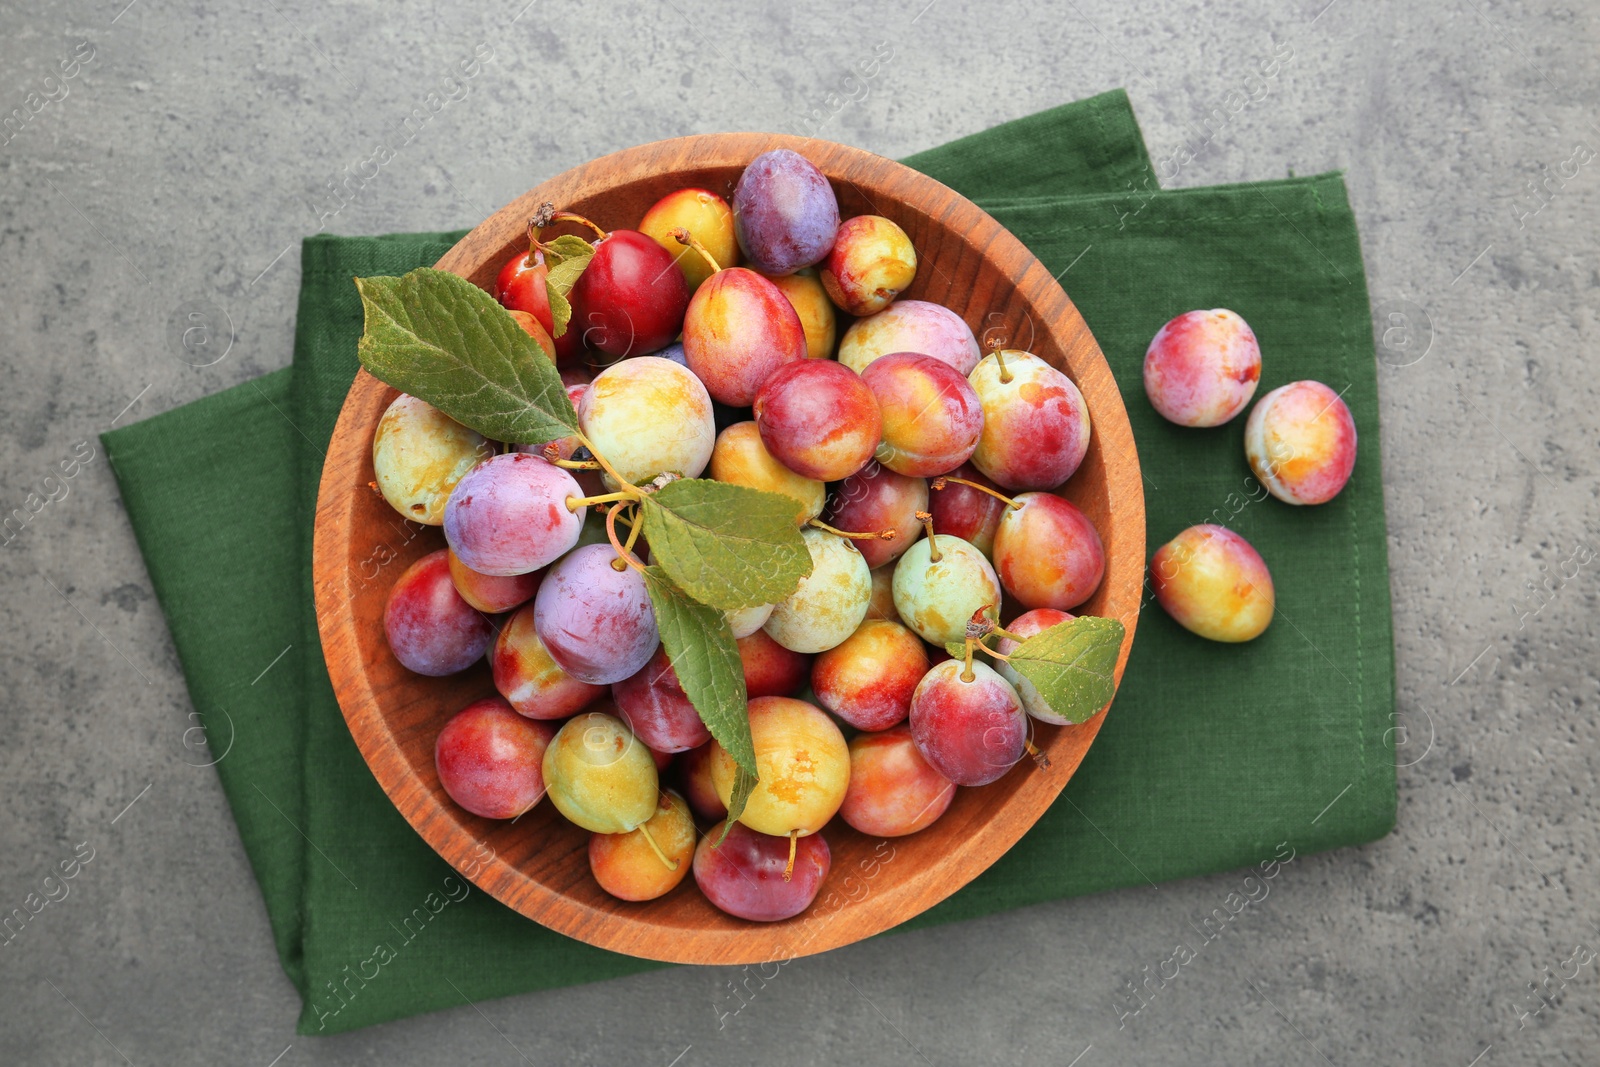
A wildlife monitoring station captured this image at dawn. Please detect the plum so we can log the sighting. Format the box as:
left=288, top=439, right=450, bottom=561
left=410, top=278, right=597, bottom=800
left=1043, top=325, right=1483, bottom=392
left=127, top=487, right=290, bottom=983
left=579, top=356, right=715, bottom=489
left=731, top=148, right=840, bottom=275
left=709, top=696, right=849, bottom=839
left=654, top=341, right=689, bottom=368
left=612, top=645, right=712, bottom=753
left=443, top=452, right=585, bottom=576
left=511, top=379, right=588, bottom=463
left=1243, top=380, right=1357, bottom=505
left=676, top=741, right=727, bottom=822
left=542, top=711, right=659, bottom=833
left=811, top=619, right=930, bottom=731
left=968, top=350, right=1091, bottom=491
left=682, top=267, right=808, bottom=406
left=929, top=461, right=1008, bottom=558
left=820, top=214, right=917, bottom=316
left=491, top=601, right=607, bottom=718
left=497, top=249, right=583, bottom=366
left=725, top=601, right=776, bottom=639
left=638, top=187, right=740, bottom=293
left=533, top=543, right=659, bottom=684
left=738, top=628, right=813, bottom=698
left=862, top=352, right=984, bottom=477
left=694, top=820, right=830, bottom=922
left=824, top=461, right=927, bottom=569
left=1143, top=309, right=1261, bottom=427
left=753, top=359, right=881, bottom=483
left=891, top=533, right=1001, bottom=646
left=568, top=228, right=689, bottom=358
left=837, top=300, right=980, bottom=376
left=909, top=659, right=1027, bottom=787
left=589, top=789, right=697, bottom=901
left=993, top=607, right=1076, bottom=723
left=372, top=394, right=491, bottom=526
left=383, top=549, right=493, bottom=676
left=992, top=493, right=1105, bottom=611
left=839, top=724, right=955, bottom=837
left=446, top=549, right=542, bottom=614
left=763, top=528, right=872, bottom=654
left=435, top=697, right=557, bottom=819
left=1150, top=524, right=1274, bottom=642
left=507, top=309, right=558, bottom=361
left=864, top=566, right=900, bottom=623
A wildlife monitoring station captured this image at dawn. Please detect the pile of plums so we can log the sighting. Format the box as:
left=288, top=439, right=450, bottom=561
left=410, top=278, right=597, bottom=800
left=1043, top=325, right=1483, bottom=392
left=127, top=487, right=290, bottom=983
left=1140, top=309, right=1358, bottom=643
left=374, top=148, right=1108, bottom=923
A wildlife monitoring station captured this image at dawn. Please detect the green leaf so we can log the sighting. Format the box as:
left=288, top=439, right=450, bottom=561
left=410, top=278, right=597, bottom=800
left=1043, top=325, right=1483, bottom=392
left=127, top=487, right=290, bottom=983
left=640, top=566, right=758, bottom=835
left=354, top=268, right=576, bottom=443
left=546, top=287, right=573, bottom=340
left=1006, top=615, right=1126, bottom=724
left=944, top=640, right=971, bottom=661
left=545, top=247, right=592, bottom=298
left=638, top=479, right=813, bottom=612
left=720, top=765, right=758, bottom=845
left=544, top=246, right=593, bottom=340
left=540, top=234, right=594, bottom=267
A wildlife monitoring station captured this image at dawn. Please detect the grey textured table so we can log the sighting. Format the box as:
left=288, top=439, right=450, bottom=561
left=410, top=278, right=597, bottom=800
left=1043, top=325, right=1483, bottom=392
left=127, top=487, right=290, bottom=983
left=2, top=1, right=1596, bottom=1064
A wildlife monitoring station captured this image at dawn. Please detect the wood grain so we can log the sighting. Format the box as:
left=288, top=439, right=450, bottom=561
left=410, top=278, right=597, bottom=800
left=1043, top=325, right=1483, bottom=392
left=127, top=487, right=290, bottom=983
left=313, top=133, right=1146, bottom=966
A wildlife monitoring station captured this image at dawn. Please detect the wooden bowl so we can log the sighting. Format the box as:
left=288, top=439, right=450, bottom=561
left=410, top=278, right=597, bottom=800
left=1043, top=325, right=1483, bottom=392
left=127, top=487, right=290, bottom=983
left=313, top=133, right=1145, bottom=966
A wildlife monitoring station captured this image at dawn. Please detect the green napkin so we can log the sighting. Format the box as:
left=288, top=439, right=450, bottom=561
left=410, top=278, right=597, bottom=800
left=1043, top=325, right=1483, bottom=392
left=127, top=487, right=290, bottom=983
left=102, top=88, right=1394, bottom=1035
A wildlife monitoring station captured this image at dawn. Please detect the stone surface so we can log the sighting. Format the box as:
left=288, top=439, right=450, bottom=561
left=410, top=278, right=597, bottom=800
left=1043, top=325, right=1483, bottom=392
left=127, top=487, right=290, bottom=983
left=1, top=0, right=1596, bottom=1063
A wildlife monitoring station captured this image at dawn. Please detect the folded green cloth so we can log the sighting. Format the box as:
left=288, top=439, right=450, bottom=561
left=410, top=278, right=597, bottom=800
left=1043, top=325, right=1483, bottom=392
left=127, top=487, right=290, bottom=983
left=102, top=88, right=1394, bottom=1035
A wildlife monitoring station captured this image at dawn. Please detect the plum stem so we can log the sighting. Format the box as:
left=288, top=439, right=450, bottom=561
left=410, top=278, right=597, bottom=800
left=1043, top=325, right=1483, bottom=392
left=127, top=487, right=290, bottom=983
left=960, top=636, right=978, bottom=683
left=671, top=227, right=722, bottom=275
left=525, top=206, right=550, bottom=251
left=783, top=830, right=798, bottom=882
left=620, top=502, right=644, bottom=557
left=993, top=347, right=1014, bottom=385
left=929, top=475, right=1021, bottom=511
left=567, top=489, right=633, bottom=511
left=809, top=518, right=897, bottom=542
left=991, top=623, right=1027, bottom=642
left=548, top=209, right=608, bottom=241
left=966, top=607, right=996, bottom=639
left=1025, top=738, right=1051, bottom=770
left=605, top=504, right=647, bottom=574
left=637, top=823, right=679, bottom=871
left=914, top=511, right=941, bottom=561
left=542, top=443, right=601, bottom=469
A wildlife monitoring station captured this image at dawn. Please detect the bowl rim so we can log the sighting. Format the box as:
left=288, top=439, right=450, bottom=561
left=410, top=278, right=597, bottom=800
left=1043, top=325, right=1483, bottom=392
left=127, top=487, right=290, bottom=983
left=313, top=131, right=1145, bottom=965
